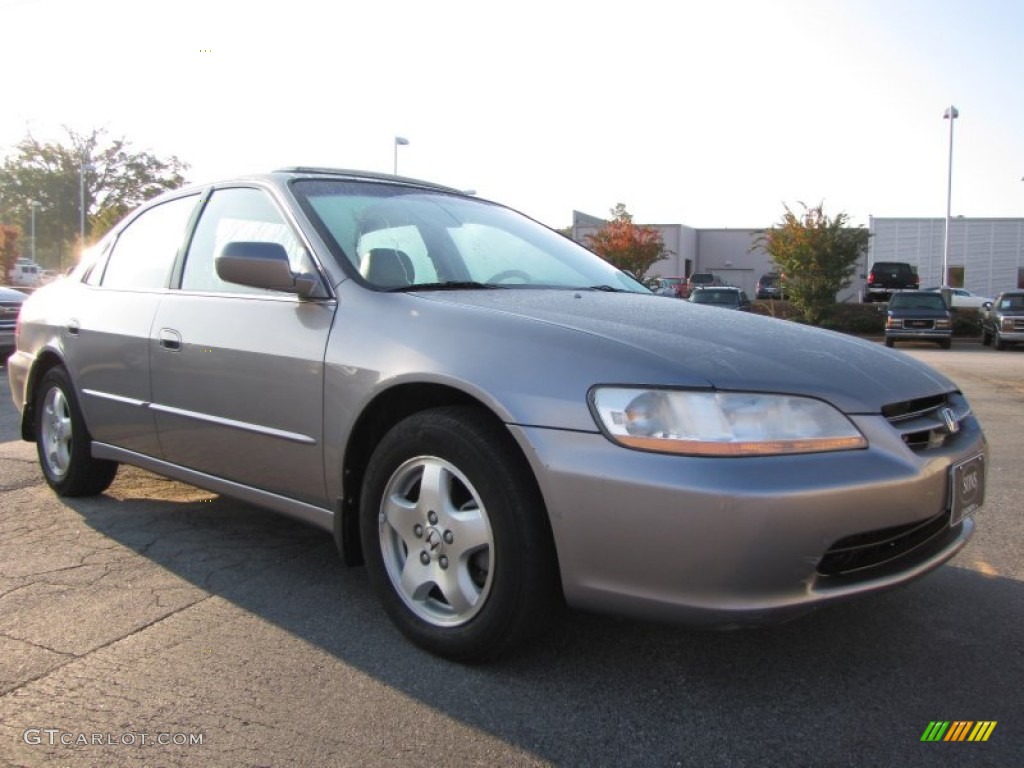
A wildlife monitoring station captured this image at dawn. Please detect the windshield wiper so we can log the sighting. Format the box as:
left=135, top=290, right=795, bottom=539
left=580, top=284, right=629, bottom=293
left=387, top=281, right=505, bottom=292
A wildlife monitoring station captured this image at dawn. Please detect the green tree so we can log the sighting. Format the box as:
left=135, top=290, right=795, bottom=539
left=584, top=203, right=669, bottom=278
left=0, top=128, right=188, bottom=269
left=754, top=203, right=869, bottom=325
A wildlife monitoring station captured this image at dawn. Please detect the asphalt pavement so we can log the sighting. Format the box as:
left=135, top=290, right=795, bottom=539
left=0, top=343, right=1021, bottom=767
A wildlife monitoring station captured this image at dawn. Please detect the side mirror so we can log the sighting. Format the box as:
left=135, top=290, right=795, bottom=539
left=216, top=242, right=320, bottom=298
left=981, top=301, right=993, bottom=310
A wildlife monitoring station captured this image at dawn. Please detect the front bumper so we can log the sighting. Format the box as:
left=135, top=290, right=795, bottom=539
left=885, top=329, right=952, bottom=342
left=994, top=328, right=1024, bottom=343
left=509, top=411, right=984, bottom=625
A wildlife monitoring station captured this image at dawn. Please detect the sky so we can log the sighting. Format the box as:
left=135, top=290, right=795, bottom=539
left=1, top=0, right=1022, bottom=230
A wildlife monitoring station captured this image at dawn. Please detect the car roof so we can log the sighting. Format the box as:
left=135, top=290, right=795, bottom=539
left=133, top=167, right=477, bottom=219
left=272, top=167, right=466, bottom=194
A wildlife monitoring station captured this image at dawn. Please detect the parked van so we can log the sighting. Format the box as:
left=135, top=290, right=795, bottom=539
left=9, top=260, right=42, bottom=287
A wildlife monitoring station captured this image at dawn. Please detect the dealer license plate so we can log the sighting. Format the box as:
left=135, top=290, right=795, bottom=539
left=950, top=453, right=985, bottom=526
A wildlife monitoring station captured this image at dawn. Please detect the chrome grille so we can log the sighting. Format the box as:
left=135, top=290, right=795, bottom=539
left=882, top=392, right=970, bottom=451
left=0, top=302, right=21, bottom=330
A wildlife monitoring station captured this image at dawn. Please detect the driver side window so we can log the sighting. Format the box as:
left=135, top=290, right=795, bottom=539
left=182, top=187, right=315, bottom=294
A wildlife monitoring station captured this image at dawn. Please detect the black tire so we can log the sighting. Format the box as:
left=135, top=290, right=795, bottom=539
left=884, top=338, right=894, bottom=348
left=981, top=329, right=992, bottom=346
left=995, top=333, right=1007, bottom=351
left=360, top=406, right=560, bottom=662
left=939, top=338, right=952, bottom=350
left=35, top=367, right=118, bottom=496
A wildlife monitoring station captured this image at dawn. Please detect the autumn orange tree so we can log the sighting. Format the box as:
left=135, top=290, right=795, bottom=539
left=755, top=203, right=868, bottom=325
left=0, top=224, right=20, bottom=281
left=584, top=204, right=668, bottom=278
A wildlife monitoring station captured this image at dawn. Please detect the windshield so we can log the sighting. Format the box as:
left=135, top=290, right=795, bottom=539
left=292, top=180, right=649, bottom=293
left=889, top=294, right=947, bottom=310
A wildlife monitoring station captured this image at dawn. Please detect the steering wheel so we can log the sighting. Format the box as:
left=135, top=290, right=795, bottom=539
left=487, top=269, right=531, bottom=284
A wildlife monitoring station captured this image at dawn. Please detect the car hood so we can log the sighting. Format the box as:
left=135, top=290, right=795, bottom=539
left=417, top=290, right=957, bottom=414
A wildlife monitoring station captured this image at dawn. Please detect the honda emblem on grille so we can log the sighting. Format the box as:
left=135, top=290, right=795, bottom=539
left=941, top=407, right=959, bottom=434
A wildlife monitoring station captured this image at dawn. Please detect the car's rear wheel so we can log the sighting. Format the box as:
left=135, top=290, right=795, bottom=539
left=981, top=329, right=992, bottom=346
left=884, top=338, right=895, bottom=348
left=360, top=406, right=560, bottom=662
left=35, top=367, right=118, bottom=496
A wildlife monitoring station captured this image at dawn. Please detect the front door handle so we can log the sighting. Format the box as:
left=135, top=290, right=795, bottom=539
left=66, top=319, right=80, bottom=336
left=158, top=328, right=182, bottom=351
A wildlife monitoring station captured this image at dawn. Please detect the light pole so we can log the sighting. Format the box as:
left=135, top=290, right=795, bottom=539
left=29, top=199, right=41, bottom=263
left=394, top=136, right=409, bottom=175
left=941, top=105, right=958, bottom=293
left=79, top=160, right=95, bottom=249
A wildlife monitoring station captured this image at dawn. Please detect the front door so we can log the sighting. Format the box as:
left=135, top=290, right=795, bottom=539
left=149, top=186, right=335, bottom=506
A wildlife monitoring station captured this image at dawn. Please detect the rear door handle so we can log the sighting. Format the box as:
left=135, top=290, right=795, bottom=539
left=158, top=328, right=182, bottom=351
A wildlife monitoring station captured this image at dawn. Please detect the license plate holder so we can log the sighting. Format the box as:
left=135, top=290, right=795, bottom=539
left=950, top=453, right=985, bottom=526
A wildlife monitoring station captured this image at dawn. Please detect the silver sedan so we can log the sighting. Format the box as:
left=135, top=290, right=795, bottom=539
left=8, top=169, right=987, bottom=661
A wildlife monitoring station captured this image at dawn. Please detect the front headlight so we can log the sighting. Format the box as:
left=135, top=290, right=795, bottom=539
left=590, top=388, right=867, bottom=456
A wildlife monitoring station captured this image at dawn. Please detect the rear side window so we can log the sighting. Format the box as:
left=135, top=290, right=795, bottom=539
left=100, top=195, right=199, bottom=290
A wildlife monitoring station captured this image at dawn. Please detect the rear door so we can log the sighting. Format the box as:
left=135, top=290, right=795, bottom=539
left=70, top=194, right=200, bottom=455
left=149, top=186, right=335, bottom=506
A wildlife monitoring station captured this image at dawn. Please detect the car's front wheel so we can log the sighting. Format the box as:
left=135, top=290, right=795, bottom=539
left=995, top=333, right=1008, bottom=351
left=360, top=406, right=560, bottom=662
left=34, top=366, right=118, bottom=496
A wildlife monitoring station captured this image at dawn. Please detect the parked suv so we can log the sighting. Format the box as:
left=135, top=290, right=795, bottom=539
left=680, top=271, right=722, bottom=298
left=755, top=273, right=785, bottom=300
left=862, top=262, right=918, bottom=303
left=884, top=290, right=953, bottom=348
left=980, top=291, right=1024, bottom=350
left=689, top=286, right=752, bottom=311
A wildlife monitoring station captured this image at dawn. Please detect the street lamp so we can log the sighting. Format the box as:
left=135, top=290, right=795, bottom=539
left=941, top=105, right=959, bottom=293
left=79, top=160, right=95, bottom=249
left=394, top=136, right=409, bottom=175
left=28, top=199, right=41, bottom=263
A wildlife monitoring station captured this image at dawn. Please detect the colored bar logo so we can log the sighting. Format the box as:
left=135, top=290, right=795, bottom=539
left=921, top=721, right=997, bottom=742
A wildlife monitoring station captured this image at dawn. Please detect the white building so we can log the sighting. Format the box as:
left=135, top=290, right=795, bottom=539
left=867, top=217, right=1024, bottom=299
left=573, top=210, right=1024, bottom=301
left=571, top=212, right=770, bottom=297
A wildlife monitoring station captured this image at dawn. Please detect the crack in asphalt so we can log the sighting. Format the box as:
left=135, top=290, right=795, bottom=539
left=0, top=593, right=216, bottom=697
left=0, top=629, right=77, bottom=659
